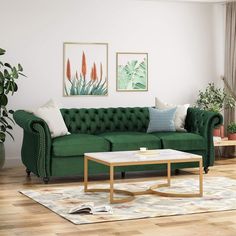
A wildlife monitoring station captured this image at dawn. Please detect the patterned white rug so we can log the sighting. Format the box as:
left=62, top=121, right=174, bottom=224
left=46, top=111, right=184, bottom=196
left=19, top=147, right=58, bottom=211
left=20, top=176, right=236, bottom=225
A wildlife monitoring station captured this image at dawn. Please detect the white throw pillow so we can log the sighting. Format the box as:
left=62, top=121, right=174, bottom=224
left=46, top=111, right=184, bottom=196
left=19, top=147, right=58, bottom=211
left=34, top=99, right=69, bottom=138
left=155, top=97, right=190, bottom=131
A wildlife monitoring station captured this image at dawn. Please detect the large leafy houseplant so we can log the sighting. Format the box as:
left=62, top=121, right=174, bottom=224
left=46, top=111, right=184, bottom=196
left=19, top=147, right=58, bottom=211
left=196, top=83, right=235, bottom=138
left=0, top=48, right=25, bottom=168
left=196, top=83, right=235, bottom=113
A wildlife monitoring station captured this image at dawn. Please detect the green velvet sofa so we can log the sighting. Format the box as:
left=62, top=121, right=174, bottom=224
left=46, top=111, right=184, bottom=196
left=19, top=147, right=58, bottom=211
left=13, top=107, right=222, bottom=183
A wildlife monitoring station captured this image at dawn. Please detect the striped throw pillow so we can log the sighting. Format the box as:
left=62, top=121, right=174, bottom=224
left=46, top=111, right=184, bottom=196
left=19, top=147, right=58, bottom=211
left=147, top=107, right=177, bottom=133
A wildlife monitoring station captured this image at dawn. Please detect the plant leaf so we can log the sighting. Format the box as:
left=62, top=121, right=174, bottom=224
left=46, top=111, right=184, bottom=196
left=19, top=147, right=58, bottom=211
left=4, top=69, right=10, bottom=79
left=0, top=94, right=8, bottom=106
left=4, top=116, right=15, bottom=125
left=0, top=132, right=5, bottom=142
left=18, top=63, right=23, bottom=72
left=0, top=48, right=6, bottom=56
left=2, top=110, right=8, bottom=117
left=4, top=63, right=12, bottom=69
left=6, top=130, right=14, bottom=141
left=1, top=125, right=6, bottom=132
left=9, top=110, right=14, bottom=114
left=0, top=117, right=8, bottom=125
left=18, top=72, right=26, bottom=77
left=7, top=125, right=13, bottom=130
left=0, top=84, right=4, bottom=95
left=5, top=81, right=11, bottom=94
left=9, top=81, right=17, bottom=95
left=0, top=72, right=4, bottom=82
left=12, top=67, right=18, bottom=79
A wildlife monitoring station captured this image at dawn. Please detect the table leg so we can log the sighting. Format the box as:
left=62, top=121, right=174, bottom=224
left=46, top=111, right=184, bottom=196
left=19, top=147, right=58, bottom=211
left=84, top=156, right=88, bottom=192
left=215, top=146, right=222, bottom=159
left=149, top=159, right=203, bottom=198
left=167, top=162, right=171, bottom=186
left=110, top=165, right=114, bottom=203
left=199, top=159, right=203, bottom=196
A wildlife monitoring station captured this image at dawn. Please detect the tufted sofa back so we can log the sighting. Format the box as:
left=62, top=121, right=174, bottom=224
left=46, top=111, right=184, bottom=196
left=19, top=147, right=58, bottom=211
left=61, top=107, right=149, bottom=134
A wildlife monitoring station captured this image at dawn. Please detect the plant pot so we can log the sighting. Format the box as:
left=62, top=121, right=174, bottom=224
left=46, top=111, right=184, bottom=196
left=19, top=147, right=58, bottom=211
left=213, top=125, right=224, bottom=138
left=220, top=125, right=225, bottom=138
left=0, top=142, right=5, bottom=169
left=213, top=128, right=221, bottom=137
left=228, top=133, right=236, bottom=140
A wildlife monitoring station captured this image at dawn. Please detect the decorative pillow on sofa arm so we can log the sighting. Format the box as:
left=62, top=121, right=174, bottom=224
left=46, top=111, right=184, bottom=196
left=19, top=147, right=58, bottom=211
left=33, top=99, right=69, bottom=138
left=147, top=107, right=177, bottom=133
left=155, top=97, right=190, bottom=131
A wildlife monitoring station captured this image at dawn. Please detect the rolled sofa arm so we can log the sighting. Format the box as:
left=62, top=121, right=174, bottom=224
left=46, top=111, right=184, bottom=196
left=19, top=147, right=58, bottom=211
left=13, top=110, right=52, bottom=178
left=185, top=107, right=223, bottom=167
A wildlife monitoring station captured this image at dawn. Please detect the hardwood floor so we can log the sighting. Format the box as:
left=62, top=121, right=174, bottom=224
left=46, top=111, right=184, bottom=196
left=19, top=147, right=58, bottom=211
left=0, top=158, right=236, bottom=236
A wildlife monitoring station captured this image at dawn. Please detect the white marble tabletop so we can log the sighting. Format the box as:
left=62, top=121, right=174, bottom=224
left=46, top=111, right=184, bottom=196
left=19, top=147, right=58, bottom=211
left=85, top=149, right=202, bottom=164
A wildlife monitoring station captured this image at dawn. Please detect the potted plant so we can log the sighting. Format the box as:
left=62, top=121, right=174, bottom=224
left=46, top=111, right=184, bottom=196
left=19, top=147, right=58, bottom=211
left=0, top=48, right=25, bottom=169
left=227, top=122, right=236, bottom=140
left=196, top=83, right=235, bottom=137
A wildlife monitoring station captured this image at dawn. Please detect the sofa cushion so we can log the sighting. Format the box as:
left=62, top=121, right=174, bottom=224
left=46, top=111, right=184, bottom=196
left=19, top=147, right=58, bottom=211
left=99, top=132, right=162, bottom=151
left=34, top=99, right=69, bottom=138
left=147, top=107, right=177, bottom=133
left=155, top=97, right=190, bottom=132
left=52, top=134, right=110, bottom=157
left=152, top=132, right=206, bottom=151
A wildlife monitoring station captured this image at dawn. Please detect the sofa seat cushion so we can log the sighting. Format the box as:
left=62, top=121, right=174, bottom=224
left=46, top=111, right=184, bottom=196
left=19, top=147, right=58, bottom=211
left=52, top=134, right=110, bottom=157
left=152, top=132, right=206, bottom=151
left=98, top=132, right=162, bottom=151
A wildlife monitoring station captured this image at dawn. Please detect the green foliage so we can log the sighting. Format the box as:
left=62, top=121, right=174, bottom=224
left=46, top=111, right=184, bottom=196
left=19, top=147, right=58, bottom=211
left=227, top=122, right=236, bottom=134
left=0, top=48, right=25, bottom=142
left=66, top=75, right=107, bottom=96
left=117, top=58, right=147, bottom=90
left=196, top=83, right=235, bottom=113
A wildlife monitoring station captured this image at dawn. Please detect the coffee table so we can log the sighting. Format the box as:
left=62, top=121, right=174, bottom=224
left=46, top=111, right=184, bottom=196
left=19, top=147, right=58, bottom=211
left=84, top=149, right=203, bottom=204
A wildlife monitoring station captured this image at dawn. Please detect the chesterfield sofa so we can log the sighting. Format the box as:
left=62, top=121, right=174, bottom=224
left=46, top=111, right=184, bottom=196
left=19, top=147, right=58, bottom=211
left=14, top=107, right=222, bottom=183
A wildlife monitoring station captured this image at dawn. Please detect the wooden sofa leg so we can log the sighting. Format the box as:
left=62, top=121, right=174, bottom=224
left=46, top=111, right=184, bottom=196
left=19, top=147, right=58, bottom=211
left=121, top=171, right=126, bottom=179
left=26, top=168, right=31, bottom=177
left=204, top=167, right=209, bottom=174
left=43, top=177, right=50, bottom=184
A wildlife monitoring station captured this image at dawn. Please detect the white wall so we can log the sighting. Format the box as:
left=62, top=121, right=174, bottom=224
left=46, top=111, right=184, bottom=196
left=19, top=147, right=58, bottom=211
left=212, top=3, right=226, bottom=88
left=0, top=0, right=225, bottom=165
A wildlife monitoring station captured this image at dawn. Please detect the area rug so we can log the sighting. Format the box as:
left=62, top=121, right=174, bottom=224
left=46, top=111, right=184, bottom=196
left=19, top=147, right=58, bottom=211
left=20, top=176, right=236, bottom=225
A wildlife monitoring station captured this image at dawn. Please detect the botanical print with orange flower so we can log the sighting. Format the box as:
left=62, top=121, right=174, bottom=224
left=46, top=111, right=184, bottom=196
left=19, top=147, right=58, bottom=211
left=64, top=43, right=108, bottom=96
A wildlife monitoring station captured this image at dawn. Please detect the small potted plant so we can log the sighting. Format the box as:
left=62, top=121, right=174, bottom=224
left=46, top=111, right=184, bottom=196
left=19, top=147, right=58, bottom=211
left=227, top=122, right=236, bottom=140
left=196, top=83, right=235, bottom=138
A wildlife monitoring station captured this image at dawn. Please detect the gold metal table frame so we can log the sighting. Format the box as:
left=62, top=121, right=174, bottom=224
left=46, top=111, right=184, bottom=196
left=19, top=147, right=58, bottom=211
left=84, top=154, right=203, bottom=204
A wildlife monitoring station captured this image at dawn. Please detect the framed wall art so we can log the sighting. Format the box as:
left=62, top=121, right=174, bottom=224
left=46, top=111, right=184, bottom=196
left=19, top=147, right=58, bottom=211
left=116, top=52, right=148, bottom=92
left=63, top=42, right=108, bottom=96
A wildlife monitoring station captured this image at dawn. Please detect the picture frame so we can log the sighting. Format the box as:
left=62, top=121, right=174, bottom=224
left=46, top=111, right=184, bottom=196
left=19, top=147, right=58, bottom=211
left=63, top=42, right=108, bottom=96
left=116, top=52, right=148, bottom=92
